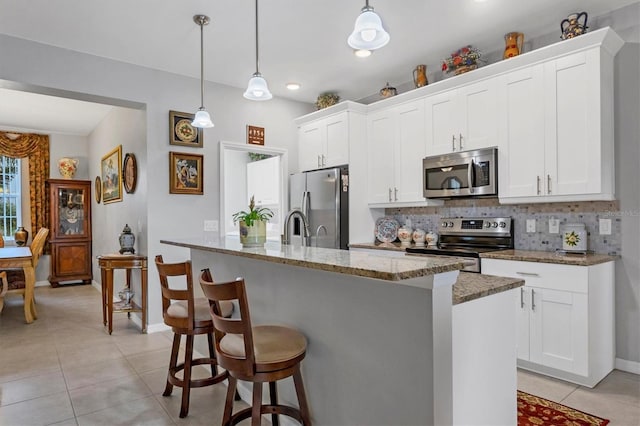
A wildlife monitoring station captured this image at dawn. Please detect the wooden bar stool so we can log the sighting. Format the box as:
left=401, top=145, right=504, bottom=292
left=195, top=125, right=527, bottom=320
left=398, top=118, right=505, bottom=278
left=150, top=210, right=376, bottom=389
left=200, top=271, right=312, bottom=426
left=154, top=255, right=233, bottom=418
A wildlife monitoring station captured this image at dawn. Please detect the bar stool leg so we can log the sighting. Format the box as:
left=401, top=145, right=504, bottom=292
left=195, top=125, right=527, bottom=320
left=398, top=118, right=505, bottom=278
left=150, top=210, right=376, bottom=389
left=180, top=334, right=194, bottom=418
left=207, top=332, right=218, bottom=376
left=251, top=381, right=263, bottom=426
left=269, top=381, right=279, bottom=426
left=293, top=367, right=311, bottom=426
left=223, top=376, right=237, bottom=426
left=163, top=333, right=180, bottom=397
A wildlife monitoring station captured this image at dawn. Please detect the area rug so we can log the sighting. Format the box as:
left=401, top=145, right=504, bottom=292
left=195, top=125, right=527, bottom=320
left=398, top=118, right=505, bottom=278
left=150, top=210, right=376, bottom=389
left=518, top=390, right=610, bottom=426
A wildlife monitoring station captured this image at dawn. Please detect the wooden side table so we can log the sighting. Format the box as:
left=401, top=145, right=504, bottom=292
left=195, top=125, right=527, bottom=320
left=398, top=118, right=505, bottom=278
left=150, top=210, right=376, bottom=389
left=98, top=254, right=147, bottom=334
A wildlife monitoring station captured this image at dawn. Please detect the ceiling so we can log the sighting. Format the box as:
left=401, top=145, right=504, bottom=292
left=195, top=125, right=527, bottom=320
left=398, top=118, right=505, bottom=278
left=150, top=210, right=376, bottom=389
left=0, top=0, right=637, bottom=135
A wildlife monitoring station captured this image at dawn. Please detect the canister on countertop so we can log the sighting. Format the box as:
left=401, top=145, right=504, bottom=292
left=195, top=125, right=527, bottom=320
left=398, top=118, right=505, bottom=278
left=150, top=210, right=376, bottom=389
left=562, top=223, right=587, bottom=253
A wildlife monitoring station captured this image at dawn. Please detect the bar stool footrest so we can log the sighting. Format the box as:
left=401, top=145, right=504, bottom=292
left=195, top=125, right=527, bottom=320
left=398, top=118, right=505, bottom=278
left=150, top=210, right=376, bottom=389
left=167, top=358, right=228, bottom=390
left=228, top=404, right=303, bottom=426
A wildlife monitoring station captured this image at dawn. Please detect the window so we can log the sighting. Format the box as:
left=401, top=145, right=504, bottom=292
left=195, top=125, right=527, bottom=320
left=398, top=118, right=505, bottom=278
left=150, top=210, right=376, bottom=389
left=0, top=156, right=22, bottom=239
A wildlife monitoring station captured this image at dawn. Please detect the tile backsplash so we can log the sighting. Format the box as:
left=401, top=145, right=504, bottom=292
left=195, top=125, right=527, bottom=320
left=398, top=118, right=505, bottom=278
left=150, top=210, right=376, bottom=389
left=386, top=200, right=621, bottom=255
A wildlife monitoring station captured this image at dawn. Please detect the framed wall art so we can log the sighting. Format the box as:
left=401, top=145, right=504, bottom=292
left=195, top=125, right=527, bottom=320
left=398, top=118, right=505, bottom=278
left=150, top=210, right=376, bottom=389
left=169, top=151, right=203, bottom=195
left=169, top=110, right=203, bottom=147
left=247, top=125, right=265, bottom=145
left=101, top=145, right=123, bottom=204
left=122, top=153, right=137, bottom=194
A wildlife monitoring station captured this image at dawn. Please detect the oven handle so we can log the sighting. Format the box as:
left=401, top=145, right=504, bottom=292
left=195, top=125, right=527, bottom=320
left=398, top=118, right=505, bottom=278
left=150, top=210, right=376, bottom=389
left=467, top=160, right=474, bottom=193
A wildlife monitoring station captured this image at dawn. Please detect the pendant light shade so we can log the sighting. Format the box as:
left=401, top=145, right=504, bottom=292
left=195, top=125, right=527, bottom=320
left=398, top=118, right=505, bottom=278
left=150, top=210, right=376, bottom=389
left=192, top=15, right=214, bottom=128
left=347, top=0, right=390, bottom=51
left=244, top=0, right=272, bottom=101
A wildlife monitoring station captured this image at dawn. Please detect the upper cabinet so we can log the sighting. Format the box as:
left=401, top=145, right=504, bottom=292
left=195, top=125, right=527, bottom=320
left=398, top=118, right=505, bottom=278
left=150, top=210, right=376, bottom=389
left=498, top=28, right=623, bottom=203
left=425, top=77, right=499, bottom=156
left=295, top=102, right=367, bottom=172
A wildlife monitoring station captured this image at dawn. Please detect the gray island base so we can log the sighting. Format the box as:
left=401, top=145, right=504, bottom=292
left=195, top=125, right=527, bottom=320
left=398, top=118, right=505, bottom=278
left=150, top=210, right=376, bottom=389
left=161, top=238, right=520, bottom=425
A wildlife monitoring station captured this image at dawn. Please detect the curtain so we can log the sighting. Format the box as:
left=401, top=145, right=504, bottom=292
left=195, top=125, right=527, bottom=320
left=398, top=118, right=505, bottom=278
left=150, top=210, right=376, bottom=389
left=0, top=132, right=50, bottom=250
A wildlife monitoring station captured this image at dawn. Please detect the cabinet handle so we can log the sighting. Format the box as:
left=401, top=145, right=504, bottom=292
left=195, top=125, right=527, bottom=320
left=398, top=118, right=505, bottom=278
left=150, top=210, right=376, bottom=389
left=536, top=176, right=541, bottom=195
left=516, top=271, right=540, bottom=277
left=452, top=135, right=457, bottom=151
left=317, top=155, right=321, bottom=167
left=388, top=188, right=392, bottom=202
left=547, top=174, right=551, bottom=194
left=459, top=133, right=464, bottom=150
left=394, top=187, right=398, bottom=201
left=520, top=287, right=525, bottom=309
left=531, top=289, right=536, bottom=311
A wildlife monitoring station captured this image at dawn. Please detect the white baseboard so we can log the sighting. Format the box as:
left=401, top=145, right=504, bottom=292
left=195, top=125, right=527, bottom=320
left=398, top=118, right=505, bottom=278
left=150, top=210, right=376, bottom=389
left=616, top=358, right=640, bottom=375
left=35, top=280, right=50, bottom=287
left=147, top=322, right=170, bottom=333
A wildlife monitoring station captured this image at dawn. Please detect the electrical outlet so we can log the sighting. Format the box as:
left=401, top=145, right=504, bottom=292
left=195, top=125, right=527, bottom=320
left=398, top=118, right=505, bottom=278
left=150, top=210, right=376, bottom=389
left=526, top=219, right=536, bottom=233
left=204, top=220, right=218, bottom=232
left=599, top=218, right=612, bottom=235
left=549, top=218, right=560, bottom=234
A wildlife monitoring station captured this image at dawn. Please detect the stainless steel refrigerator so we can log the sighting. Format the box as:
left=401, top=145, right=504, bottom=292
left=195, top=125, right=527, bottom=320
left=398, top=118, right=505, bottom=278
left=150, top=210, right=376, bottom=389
left=288, top=166, right=349, bottom=250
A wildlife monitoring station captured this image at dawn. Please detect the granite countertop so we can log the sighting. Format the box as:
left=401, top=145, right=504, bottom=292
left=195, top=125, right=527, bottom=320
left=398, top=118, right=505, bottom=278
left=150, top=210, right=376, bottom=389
left=161, top=238, right=465, bottom=282
left=453, top=272, right=524, bottom=305
left=350, top=241, right=419, bottom=251
left=480, top=249, right=617, bottom=266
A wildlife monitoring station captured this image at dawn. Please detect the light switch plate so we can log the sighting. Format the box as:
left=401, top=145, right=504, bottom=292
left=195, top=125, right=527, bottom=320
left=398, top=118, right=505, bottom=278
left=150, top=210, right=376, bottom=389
left=526, top=219, right=536, bottom=233
left=549, top=218, right=560, bottom=234
left=204, top=220, right=219, bottom=232
left=599, top=218, right=612, bottom=235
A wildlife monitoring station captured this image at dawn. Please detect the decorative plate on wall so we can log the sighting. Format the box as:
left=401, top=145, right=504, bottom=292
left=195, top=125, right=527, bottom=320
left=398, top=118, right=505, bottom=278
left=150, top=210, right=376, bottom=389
left=95, top=176, right=102, bottom=203
left=122, top=153, right=137, bottom=194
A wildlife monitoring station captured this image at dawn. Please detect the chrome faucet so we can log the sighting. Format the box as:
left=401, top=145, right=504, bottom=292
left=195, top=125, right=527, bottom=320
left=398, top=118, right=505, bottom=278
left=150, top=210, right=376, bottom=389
left=283, top=209, right=311, bottom=246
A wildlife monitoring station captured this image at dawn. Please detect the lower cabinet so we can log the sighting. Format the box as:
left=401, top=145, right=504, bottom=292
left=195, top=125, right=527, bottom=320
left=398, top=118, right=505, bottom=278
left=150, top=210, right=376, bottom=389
left=482, top=259, right=614, bottom=387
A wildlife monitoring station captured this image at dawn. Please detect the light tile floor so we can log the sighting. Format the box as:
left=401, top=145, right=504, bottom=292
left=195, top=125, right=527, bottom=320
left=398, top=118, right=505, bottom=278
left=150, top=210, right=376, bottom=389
left=1, top=285, right=639, bottom=425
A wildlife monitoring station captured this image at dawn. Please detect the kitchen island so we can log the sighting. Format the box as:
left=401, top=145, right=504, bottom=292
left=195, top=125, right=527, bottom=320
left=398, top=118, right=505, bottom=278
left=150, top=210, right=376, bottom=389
left=161, top=238, right=522, bottom=425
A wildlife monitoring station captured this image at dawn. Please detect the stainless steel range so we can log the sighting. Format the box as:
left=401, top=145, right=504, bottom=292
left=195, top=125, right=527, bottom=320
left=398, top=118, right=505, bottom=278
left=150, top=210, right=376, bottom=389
left=406, top=217, right=513, bottom=273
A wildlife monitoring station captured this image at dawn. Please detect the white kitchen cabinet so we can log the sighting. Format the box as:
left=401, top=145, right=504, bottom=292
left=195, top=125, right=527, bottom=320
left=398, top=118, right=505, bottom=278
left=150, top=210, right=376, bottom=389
left=482, top=259, right=614, bottom=387
left=367, top=99, right=434, bottom=207
left=499, top=30, right=622, bottom=203
left=425, top=77, right=499, bottom=156
left=298, top=111, right=349, bottom=171
left=247, top=155, right=280, bottom=206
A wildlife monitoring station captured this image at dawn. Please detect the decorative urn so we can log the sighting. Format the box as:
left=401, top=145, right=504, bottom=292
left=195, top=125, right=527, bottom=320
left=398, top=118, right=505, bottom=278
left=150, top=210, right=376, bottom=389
left=118, top=224, right=135, bottom=254
left=412, top=228, right=426, bottom=246
left=14, top=226, right=29, bottom=246
left=397, top=226, right=413, bottom=246
left=426, top=231, right=439, bottom=247
left=58, top=157, right=78, bottom=179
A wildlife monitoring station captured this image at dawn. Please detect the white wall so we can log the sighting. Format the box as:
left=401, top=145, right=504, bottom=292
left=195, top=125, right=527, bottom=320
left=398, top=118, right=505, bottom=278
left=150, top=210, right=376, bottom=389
left=49, top=134, right=91, bottom=179
left=0, top=33, right=313, bottom=327
left=223, top=149, right=250, bottom=236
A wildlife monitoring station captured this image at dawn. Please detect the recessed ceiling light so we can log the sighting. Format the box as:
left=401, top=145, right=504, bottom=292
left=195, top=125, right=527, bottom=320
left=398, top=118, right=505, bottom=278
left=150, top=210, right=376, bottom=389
left=286, top=82, right=301, bottom=90
left=354, top=49, right=372, bottom=58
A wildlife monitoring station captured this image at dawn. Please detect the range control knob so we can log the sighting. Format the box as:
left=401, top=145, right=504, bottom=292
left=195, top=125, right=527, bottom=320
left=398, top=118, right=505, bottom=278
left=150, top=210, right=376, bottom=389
left=448, top=221, right=454, bottom=228
left=441, top=222, right=448, bottom=228
left=499, top=222, right=506, bottom=228
left=492, top=222, right=499, bottom=228
left=484, top=222, right=491, bottom=228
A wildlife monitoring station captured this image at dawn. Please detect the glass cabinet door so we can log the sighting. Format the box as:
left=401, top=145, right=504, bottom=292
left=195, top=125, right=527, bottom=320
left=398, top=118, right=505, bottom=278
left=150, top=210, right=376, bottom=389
left=57, top=187, right=87, bottom=237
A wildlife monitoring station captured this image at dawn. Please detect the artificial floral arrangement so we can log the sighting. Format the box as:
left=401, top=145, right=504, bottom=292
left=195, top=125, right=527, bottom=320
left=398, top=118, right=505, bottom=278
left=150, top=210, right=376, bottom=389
left=315, top=92, right=340, bottom=110
left=442, top=45, right=482, bottom=74
left=232, top=195, right=274, bottom=227
left=564, top=230, right=581, bottom=247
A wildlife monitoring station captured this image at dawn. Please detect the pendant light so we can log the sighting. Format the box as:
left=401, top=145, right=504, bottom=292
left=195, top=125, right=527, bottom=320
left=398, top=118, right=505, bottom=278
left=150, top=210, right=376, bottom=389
left=192, top=14, right=214, bottom=128
left=347, top=0, right=390, bottom=51
left=244, top=0, right=272, bottom=101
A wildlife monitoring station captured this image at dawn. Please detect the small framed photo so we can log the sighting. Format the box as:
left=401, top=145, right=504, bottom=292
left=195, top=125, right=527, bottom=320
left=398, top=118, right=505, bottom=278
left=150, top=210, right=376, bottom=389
left=169, top=152, right=203, bottom=195
left=247, top=125, right=265, bottom=145
left=101, top=145, right=123, bottom=204
left=169, top=110, right=203, bottom=147
left=122, top=153, right=137, bottom=194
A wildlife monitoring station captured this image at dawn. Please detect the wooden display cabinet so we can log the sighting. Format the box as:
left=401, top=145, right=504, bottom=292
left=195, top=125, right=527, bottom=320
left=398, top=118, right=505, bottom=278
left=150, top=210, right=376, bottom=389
left=47, top=179, right=92, bottom=287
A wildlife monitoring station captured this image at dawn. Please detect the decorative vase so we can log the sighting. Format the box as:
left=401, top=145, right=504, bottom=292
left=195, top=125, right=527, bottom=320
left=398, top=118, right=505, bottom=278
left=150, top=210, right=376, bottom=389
left=413, top=65, right=428, bottom=88
left=426, top=231, right=439, bottom=247
left=397, top=226, right=413, bottom=246
left=412, top=228, right=426, bottom=246
left=14, top=226, right=28, bottom=246
left=454, top=64, right=478, bottom=75
left=503, top=32, right=524, bottom=59
left=379, top=82, right=397, bottom=98
left=560, top=12, right=588, bottom=40
left=119, top=224, right=135, bottom=254
left=239, top=220, right=267, bottom=247
left=58, top=157, right=78, bottom=179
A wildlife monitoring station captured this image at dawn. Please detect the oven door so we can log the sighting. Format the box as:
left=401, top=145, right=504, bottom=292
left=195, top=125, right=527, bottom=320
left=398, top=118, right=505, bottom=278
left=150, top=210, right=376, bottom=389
left=423, top=148, right=497, bottom=198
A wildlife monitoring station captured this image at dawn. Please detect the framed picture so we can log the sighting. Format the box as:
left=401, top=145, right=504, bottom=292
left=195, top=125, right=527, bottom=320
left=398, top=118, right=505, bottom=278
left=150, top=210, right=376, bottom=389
left=122, top=153, right=137, bottom=194
left=169, top=151, right=203, bottom=195
left=247, top=125, right=265, bottom=145
left=101, top=145, right=123, bottom=204
left=94, top=176, right=102, bottom=204
left=169, top=110, right=203, bottom=147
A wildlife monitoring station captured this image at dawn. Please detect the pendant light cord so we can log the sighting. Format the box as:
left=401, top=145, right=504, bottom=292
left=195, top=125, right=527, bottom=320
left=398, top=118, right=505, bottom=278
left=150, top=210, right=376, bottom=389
left=199, top=17, right=205, bottom=109
left=255, top=0, right=260, bottom=74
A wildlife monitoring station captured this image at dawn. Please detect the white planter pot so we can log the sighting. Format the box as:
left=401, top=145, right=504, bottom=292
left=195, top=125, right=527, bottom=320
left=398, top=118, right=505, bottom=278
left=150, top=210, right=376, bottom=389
left=239, top=220, right=267, bottom=247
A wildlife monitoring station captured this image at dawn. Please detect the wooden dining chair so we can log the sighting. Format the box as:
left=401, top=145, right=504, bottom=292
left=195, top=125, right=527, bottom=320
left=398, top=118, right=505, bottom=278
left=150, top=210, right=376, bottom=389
left=200, top=271, right=311, bottom=426
left=0, top=227, right=48, bottom=318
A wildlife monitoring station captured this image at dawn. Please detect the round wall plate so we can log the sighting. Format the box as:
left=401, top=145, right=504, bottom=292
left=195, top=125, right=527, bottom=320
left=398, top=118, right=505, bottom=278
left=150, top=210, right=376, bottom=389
left=95, top=176, right=102, bottom=203
left=122, top=153, right=137, bottom=194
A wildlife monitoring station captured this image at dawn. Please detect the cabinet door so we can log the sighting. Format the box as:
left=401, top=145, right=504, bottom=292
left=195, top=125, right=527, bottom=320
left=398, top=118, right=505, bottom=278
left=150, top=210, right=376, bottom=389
left=50, top=241, right=92, bottom=281
left=395, top=100, right=426, bottom=202
left=324, top=112, right=349, bottom=168
left=298, top=121, right=324, bottom=172
left=529, top=287, right=588, bottom=375
left=367, top=111, right=396, bottom=204
left=498, top=65, right=546, bottom=198
left=516, top=287, right=531, bottom=361
left=544, top=50, right=602, bottom=196
left=425, top=90, right=458, bottom=155
left=51, top=182, right=91, bottom=240
left=458, top=77, right=499, bottom=151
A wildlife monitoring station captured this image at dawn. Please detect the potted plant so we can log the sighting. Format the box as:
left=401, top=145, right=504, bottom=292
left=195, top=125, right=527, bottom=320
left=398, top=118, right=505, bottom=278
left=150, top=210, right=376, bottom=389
left=232, top=195, right=274, bottom=247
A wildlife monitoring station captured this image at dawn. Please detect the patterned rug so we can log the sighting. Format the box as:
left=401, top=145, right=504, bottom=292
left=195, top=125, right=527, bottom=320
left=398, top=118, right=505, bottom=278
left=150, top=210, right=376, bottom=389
left=518, top=391, right=610, bottom=426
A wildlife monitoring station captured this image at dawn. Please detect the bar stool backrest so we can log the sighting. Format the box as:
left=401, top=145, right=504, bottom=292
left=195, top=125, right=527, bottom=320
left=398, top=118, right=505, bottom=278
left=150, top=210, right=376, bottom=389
left=155, top=255, right=196, bottom=331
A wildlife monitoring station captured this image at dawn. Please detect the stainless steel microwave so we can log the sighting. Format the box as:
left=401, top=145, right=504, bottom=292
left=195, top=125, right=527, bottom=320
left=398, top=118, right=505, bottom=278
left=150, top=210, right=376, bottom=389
left=423, top=147, right=498, bottom=198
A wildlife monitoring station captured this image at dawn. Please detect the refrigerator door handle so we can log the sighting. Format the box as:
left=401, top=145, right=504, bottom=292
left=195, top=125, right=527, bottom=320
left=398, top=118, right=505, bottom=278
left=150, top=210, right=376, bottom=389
left=302, top=190, right=310, bottom=219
